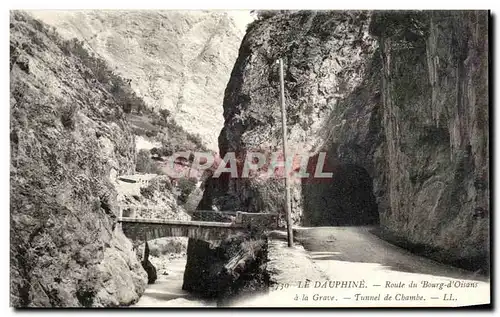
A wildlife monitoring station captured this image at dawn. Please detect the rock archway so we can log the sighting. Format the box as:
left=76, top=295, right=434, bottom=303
left=301, top=163, right=379, bottom=226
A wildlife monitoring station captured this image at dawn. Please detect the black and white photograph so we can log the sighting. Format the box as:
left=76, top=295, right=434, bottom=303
left=8, top=7, right=491, bottom=308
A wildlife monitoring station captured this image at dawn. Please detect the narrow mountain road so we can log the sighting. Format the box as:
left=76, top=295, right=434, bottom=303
left=237, top=226, right=490, bottom=307
left=294, top=226, right=487, bottom=281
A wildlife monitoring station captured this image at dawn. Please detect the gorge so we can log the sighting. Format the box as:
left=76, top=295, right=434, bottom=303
left=10, top=10, right=489, bottom=307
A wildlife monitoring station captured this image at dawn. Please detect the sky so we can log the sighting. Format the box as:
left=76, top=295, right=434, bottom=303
left=226, top=10, right=255, bottom=34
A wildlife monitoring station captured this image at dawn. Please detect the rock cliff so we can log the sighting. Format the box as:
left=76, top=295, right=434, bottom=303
left=197, top=10, right=489, bottom=276
left=186, top=10, right=378, bottom=297
left=200, top=11, right=377, bottom=223
left=30, top=10, right=251, bottom=150
left=10, top=11, right=147, bottom=307
left=369, top=11, right=489, bottom=271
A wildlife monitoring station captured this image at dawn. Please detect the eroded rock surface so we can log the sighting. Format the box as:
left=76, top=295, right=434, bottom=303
left=368, top=11, right=489, bottom=271
left=194, top=10, right=489, bottom=280
left=184, top=11, right=378, bottom=297
left=200, top=11, right=377, bottom=223
left=10, top=11, right=147, bottom=307
left=141, top=242, right=158, bottom=285
left=183, top=235, right=268, bottom=305
left=31, top=10, right=251, bottom=150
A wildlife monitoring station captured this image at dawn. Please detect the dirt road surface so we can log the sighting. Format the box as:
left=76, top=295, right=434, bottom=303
left=235, top=226, right=490, bottom=307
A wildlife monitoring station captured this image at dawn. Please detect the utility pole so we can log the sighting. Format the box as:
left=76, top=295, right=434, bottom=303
left=277, top=58, right=294, bottom=247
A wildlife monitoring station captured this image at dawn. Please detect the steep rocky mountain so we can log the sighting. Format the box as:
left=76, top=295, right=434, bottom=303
left=30, top=10, right=252, bottom=151
left=368, top=11, right=489, bottom=271
left=199, top=11, right=378, bottom=223
left=192, top=9, right=489, bottom=293
left=10, top=11, right=146, bottom=307
left=187, top=10, right=379, bottom=297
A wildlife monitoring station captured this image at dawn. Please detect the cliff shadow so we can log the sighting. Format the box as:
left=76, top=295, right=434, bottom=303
left=301, top=156, right=379, bottom=226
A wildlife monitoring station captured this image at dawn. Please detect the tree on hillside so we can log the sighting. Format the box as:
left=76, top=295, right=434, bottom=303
left=159, top=109, right=171, bottom=122
left=177, top=177, right=198, bottom=203
left=250, top=10, right=288, bottom=20
left=136, top=149, right=163, bottom=174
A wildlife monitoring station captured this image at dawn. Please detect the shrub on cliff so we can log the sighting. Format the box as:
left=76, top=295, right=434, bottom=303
left=177, top=177, right=198, bottom=203
left=159, top=109, right=171, bottom=122
left=148, top=238, right=186, bottom=257
left=187, top=133, right=204, bottom=151
left=247, top=10, right=289, bottom=32
left=250, top=10, right=288, bottom=20
left=139, top=186, right=154, bottom=199
left=135, top=149, right=163, bottom=174
left=60, top=38, right=147, bottom=115
left=59, top=103, right=78, bottom=130
left=140, top=176, right=172, bottom=199
left=148, top=115, right=208, bottom=153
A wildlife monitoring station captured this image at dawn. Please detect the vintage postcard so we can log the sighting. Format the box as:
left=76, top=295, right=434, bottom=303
left=9, top=9, right=490, bottom=308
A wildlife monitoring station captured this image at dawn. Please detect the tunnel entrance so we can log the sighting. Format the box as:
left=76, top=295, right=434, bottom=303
left=301, top=162, right=379, bottom=226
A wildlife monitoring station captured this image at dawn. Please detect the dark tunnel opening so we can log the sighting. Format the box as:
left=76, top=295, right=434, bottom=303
left=301, top=162, right=379, bottom=226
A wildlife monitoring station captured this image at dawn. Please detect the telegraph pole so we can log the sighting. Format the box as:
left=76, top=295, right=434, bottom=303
left=278, top=58, right=294, bottom=247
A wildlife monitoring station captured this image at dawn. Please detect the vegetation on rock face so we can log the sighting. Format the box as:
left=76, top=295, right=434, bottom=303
left=246, top=10, right=288, bottom=31
left=54, top=23, right=212, bottom=157
left=138, top=176, right=173, bottom=200
left=60, top=38, right=148, bottom=115
left=369, top=11, right=429, bottom=40
left=183, top=235, right=269, bottom=303
left=177, top=177, right=198, bottom=203
left=150, top=117, right=208, bottom=153
left=135, top=149, right=163, bottom=175
left=147, top=238, right=186, bottom=257
left=10, top=11, right=146, bottom=307
left=31, top=10, right=247, bottom=150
